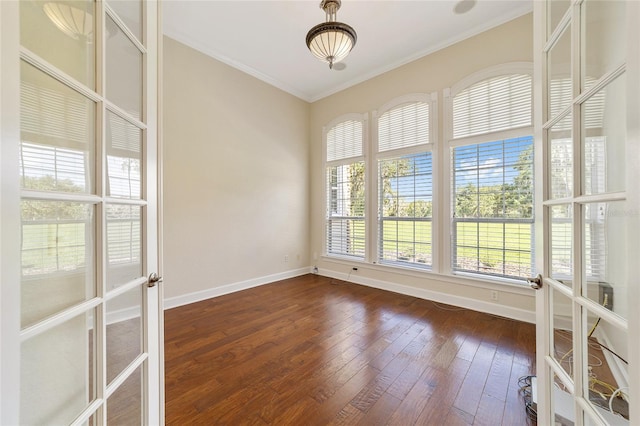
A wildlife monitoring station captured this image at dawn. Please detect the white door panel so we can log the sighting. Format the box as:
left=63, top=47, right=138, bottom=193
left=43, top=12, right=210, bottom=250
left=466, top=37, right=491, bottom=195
left=1, top=1, right=161, bottom=424
left=534, top=1, right=638, bottom=424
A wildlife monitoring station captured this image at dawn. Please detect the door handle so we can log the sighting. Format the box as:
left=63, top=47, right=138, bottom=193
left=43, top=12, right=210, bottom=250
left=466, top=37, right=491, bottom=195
left=527, top=274, right=543, bottom=290
left=148, top=272, right=163, bottom=288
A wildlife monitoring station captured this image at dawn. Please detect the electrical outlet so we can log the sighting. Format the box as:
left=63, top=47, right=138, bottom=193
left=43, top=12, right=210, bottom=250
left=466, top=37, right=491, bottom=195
left=598, top=281, right=613, bottom=310
left=284, top=255, right=289, bottom=263
left=490, top=290, right=499, bottom=301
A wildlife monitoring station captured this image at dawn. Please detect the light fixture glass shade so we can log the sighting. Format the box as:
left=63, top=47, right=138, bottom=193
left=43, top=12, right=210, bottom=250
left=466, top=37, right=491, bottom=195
left=43, top=2, right=93, bottom=40
left=306, top=22, right=357, bottom=69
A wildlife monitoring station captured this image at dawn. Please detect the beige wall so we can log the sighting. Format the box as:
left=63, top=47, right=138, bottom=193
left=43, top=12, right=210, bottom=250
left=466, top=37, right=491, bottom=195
left=162, top=15, right=537, bottom=318
left=309, top=14, right=536, bottom=318
left=162, top=37, right=310, bottom=302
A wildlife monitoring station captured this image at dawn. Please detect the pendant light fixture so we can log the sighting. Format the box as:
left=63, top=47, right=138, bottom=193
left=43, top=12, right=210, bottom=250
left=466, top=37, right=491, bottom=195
left=305, top=0, right=357, bottom=69
left=43, top=2, right=93, bottom=41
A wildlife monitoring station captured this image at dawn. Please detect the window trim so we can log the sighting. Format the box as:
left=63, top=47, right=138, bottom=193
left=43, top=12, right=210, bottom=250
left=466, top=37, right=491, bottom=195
left=444, top=62, right=534, bottom=280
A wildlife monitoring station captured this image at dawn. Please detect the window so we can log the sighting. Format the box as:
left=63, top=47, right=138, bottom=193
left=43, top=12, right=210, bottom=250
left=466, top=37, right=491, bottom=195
left=19, top=69, right=96, bottom=277
left=448, top=67, right=534, bottom=280
left=21, top=200, right=93, bottom=277
left=451, top=137, right=534, bottom=278
left=377, top=97, right=434, bottom=267
left=19, top=131, right=92, bottom=278
left=325, top=116, right=366, bottom=258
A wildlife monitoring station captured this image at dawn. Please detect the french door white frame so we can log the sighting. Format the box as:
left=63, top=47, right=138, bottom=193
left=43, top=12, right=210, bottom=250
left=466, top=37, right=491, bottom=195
left=628, top=2, right=640, bottom=422
left=0, top=1, right=163, bottom=424
left=1, top=2, right=22, bottom=424
left=534, top=1, right=640, bottom=424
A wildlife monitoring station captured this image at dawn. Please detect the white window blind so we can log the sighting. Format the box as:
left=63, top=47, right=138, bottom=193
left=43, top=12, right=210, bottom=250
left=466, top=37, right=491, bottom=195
left=21, top=200, right=93, bottom=276
left=106, top=111, right=141, bottom=199
left=451, top=137, right=534, bottom=279
left=21, top=79, right=92, bottom=145
left=453, top=74, right=532, bottom=139
left=378, top=102, right=429, bottom=152
left=19, top=142, right=88, bottom=191
left=325, top=117, right=366, bottom=259
left=377, top=99, right=433, bottom=268
left=549, top=137, right=607, bottom=282
left=326, top=119, right=363, bottom=162
left=106, top=205, right=141, bottom=266
left=549, top=76, right=604, bottom=130
left=378, top=153, right=433, bottom=267
left=326, top=163, right=365, bottom=258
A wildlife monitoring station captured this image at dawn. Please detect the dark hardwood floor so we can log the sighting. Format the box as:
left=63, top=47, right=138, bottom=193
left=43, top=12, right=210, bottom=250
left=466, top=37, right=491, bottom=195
left=164, top=274, right=536, bottom=425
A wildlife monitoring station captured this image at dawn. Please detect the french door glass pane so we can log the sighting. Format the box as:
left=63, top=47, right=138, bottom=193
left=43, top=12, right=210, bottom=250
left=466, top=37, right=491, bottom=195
left=107, top=0, right=143, bottom=42
left=582, top=1, right=625, bottom=91
left=105, top=15, right=142, bottom=119
left=548, top=0, right=571, bottom=38
left=584, top=310, right=629, bottom=421
left=549, top=113, right=572, bottom=200
left=20, top=60, right=95, bottom=194
left=582, top=201, right=628, bottom=321
left=106, top=286, right=142, bottom=384
left=582, top=74, right=626, bottom=196
left=107, top=363, right=143, bottom=425
left=552, top=287, right=574, bottom=379
left=21, top=201, right=95, bottom=328
left=548, top=26, right=572, bottom=119
left=20, top=0, right=95, bottom=88
left=21, top=309, right=97, bottom=425
left=552, top=372, right=574, bottom=425
left=106, top=204, right=142, bottom=289
left=550, top=204, right=572, bottom=283
left=106, top=111, right=142, bottom=199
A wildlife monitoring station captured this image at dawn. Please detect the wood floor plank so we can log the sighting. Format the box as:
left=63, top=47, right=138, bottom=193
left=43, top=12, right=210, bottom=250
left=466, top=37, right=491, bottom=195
left=412, top=357, right=472, bottom=424
left=502, top=358, right=535, bottom=426
left=348, top=348, right=414, bottom=413
left=163, top=274, right=536, bottom=425
left=386, top=366, right=439, bottom=425
left=329, top=403, right=364, bottom=426
left=355, top=391, right=402, bottom=426
left=483, top=346, right=515, bottom=402
left=452, top=341, right=498, bottom=417
left=316, top=364, right=381, bottom=424
left=474, top=393, right=506, bottom=426
left=445, top=406, right=476, bottom=425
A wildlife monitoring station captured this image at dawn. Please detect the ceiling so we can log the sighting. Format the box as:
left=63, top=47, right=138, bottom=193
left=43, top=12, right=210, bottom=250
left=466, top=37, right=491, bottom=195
left=163, top=1, right=532, bottom=102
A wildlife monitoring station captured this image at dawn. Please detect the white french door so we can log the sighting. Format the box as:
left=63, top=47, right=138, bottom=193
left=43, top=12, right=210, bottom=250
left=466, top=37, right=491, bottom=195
left=1, top=0, right=161, bottom=424
left=534, top=0, right=639, bottom=424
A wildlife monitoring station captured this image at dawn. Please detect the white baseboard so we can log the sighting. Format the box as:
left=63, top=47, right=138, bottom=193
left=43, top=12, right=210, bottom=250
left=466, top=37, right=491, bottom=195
left=163, top=267, right=311, bottom=310
left=160, top=265, right=534, bottom=323
left=320, top=269, right=536, bottom=324
left=106, top=306, right=140, bottom=325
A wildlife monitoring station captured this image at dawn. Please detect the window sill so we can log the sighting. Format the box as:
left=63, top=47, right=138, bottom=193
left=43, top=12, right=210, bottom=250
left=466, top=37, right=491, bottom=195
left=320, top=255, right=534, bottom=296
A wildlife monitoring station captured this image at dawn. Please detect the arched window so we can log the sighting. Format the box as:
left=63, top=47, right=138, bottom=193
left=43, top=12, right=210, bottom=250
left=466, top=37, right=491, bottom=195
left=324, top=114, right=367, bottom=258
left=446, top=63, right=534, bottom=280
left=375, top=93, right=436, bottom=268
